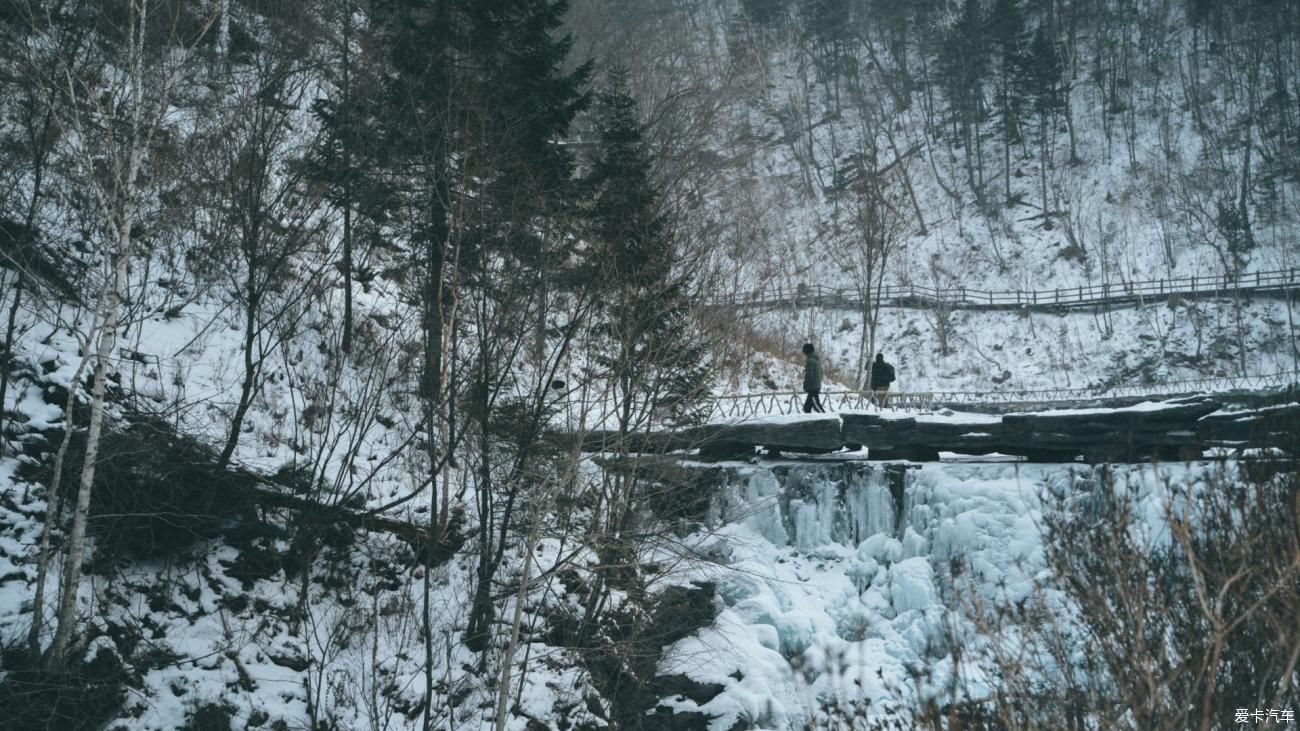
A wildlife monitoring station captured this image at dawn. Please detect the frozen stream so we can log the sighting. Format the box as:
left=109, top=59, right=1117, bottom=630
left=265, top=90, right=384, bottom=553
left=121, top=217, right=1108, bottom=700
left=659, top=459, right=1096, bottom=729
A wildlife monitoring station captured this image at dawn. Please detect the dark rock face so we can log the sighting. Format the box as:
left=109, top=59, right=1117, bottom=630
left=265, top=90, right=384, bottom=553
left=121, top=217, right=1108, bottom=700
left=1197, top=402, right=1300, bottom=448
left=841, top=413, right=915, bottom=448
left=580, top=582, right=723, bottom=731
left=719, top=416, right=842, bottom=452
left=1002, top=399, right=1220, bottom=446
left=1001, top=398, right=1224, bottom=461
left=568, top=391, right=1299, bottom=463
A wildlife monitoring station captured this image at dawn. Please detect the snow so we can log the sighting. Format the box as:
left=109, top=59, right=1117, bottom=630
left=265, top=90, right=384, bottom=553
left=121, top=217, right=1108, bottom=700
left=0, top=285, right=1285, bottom=730
left=887, top=558, right=936, bottom=615
left=1010, top=399, right=1195, bottom=417
left=0, top=1, right=1294, bottom=727
left=654, top=459, right=1220, bottom=726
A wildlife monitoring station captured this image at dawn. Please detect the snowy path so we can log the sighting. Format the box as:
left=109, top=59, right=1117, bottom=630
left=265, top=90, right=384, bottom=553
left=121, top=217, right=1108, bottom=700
left=706, top=266, right=1300, bottom=312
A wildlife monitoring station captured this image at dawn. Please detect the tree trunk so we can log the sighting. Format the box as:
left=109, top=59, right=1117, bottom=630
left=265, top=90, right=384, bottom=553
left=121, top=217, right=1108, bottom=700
left=1040, top=115, right=1050, bottom=223
left=962, top=121, right=976, bottom=196
left=48, top=239, right=131, bottom=669
left=342, top=202, right=353, bottom=354
left=1238, top=51, right=1258, bottom=255
left=1002, top=74, right=1012, bottom=204
left=1288, top=287, right=1298, bottom=374
left=218, top=283, right=260, bottom=469
left=26, top=345, right=93, bottom=656
left=857, top=299, right=869, bottom=388
left=0, top=281, right=21, bottom=439
left=340, top=2, right=354, bottom=355
left=217, top=0, right=230, bottom=65
left=495, top=521, right=539, bottom=731
left=420, top=81, right=451, bottom=729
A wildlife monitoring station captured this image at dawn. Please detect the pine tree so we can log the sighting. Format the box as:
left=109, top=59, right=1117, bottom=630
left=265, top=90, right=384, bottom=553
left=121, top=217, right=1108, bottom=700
left=1019, top=24, right=1066, bottom=224
left=368, top=0, right=593, bottom=664
left=587, top=71, right=710, bottom=431
left=306, top=0, right=393, bottom=355
left=572, top=71, right=710, bottom=649
left=741, top=0, right=786, bottom=27
left=987, top=0, right=1027, bottom=204
left=800, top=0, right=856, bottom=85
left=935, top=0, right=989, bottom=198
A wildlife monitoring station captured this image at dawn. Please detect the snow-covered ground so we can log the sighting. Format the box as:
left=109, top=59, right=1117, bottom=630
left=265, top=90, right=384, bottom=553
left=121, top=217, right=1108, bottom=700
left=730, top=296, right=1297, bottom=395
left=0, top=407, right=1229, bottom=730
left=2, top=2, right=1297, bottom=727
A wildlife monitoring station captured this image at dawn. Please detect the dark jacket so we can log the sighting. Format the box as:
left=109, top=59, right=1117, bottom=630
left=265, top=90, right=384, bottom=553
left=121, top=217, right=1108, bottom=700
left=870, top=359, right=895, bottom=389
left=803, top=353, right=822, bottom=392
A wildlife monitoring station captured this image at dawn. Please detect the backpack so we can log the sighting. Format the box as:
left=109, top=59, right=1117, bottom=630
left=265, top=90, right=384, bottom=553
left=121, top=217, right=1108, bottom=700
left=883, top=363, right=895, bottom=385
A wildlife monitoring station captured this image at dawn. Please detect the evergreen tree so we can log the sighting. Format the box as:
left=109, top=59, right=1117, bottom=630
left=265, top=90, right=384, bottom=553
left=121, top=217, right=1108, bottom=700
left=1020, top=24, right=1065, bottom=118
left=1019, top=24, right=1066, bottom=223
left=800, top=0, right=856, bottom=84
left=571, top=71, right=711, bottom=651
left=1216, top=195, right=1254, bottom=274
left=587, top=71, right=710, bottom=430
left=741, top=0, right=787, bottom=27
left=935, top=0, right=989, bottom=197
left=306, top=0, right=393, bottom=355
left=367, top=0, right=592, bottom=662
left=370, top=0, right=591, bottom=391
left=988, top=0, right=1027, bottom=203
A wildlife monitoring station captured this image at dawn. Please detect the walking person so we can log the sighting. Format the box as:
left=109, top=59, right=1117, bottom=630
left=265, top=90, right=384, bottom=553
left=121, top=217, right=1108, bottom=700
left=802, top=343, right=825, bottom=413
left=869, top=352, right=896, bottom=407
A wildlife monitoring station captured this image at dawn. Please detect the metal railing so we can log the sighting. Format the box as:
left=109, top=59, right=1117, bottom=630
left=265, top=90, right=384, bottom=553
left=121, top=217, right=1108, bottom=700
left=704, top=267, right=1300, bottom=312
left=707, top=390, right=933, bottom=419
left=703, top=371, right=1298, bottom=420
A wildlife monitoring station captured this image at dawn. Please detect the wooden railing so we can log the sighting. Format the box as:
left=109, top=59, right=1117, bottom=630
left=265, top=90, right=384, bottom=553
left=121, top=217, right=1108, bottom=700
left=704, top=267, right=1300, bottom=312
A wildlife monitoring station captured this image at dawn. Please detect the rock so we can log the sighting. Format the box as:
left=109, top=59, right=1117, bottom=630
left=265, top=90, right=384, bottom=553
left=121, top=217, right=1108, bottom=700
left=842, top=413, right=915, bottom=448
left=1198, top=402, right=1300, bottom=448
left=565, top=392, right=1296, bottom=461
left=720, top=416, right=843, bottom=452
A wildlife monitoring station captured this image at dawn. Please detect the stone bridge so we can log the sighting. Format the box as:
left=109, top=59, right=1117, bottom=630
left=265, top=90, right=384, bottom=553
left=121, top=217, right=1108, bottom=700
left=574, top=390, right=1299, bottom=463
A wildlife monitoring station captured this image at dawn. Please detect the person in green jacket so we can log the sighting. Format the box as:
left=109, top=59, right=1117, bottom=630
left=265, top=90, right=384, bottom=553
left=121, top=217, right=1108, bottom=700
left=802, top=343, right=825, bottom=413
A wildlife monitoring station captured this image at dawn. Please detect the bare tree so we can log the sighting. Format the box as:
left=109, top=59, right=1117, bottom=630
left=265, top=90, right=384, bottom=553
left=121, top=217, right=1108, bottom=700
left=948, top=461, right=1300, bottom=730
left=0, top=1, right=85, bottom=441
left=186, top=48, right=329, bottom=470
left=826, top=135, right=912, bottom=389
left=33, top=0, right=214, bottom=669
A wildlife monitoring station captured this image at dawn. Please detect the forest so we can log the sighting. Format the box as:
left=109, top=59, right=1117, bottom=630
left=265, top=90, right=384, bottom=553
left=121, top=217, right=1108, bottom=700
left=0, top=0, right=1298, bottom=729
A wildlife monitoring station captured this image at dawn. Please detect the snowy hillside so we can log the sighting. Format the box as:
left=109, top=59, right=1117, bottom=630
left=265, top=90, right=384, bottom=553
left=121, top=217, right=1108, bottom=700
left=1, top=0, right=1298, bottom=729
left=567, top=0, right=1300, bottom=390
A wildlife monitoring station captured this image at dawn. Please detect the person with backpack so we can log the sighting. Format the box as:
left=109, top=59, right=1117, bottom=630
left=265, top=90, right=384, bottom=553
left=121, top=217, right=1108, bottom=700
left=802, top=343, right=825, bottom=413
left=869, top=353, right=896, bottom=407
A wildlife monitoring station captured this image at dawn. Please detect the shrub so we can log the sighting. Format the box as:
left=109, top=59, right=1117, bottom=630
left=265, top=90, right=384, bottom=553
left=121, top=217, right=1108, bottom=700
left=0, top=643, right=126, bottom=731
left=35, top=414, right=259, bottom=564
left=955, top=457, right=1300, bottom=730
